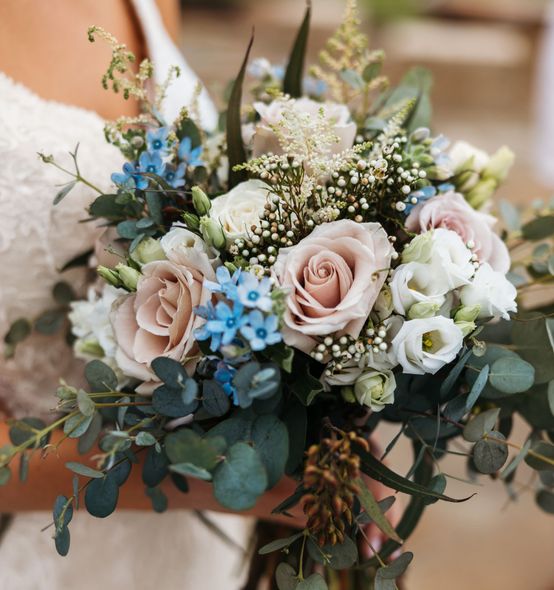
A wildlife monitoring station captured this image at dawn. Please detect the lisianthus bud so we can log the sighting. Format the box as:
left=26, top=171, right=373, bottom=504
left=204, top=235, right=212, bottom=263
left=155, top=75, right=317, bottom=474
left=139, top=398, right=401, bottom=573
left=466, top=178, right=496, bottom=209
left=408, top=301, right=440, bottom=320
left=374, top=285, right=394, bottom=320
left=455, top=320, right=476, bottom=337
left=341, top=386, right=356, bottom=404
left=410, top=127, right=430, bottom=143
left=482, top=146, right=514, bottom=183
left=182, top=212, right=200, bottom=231
left=455, top=169, right=480, bottom=192
left=97, top=265, right=122, bottom=287
left=353, top=370, right=396, bottom=412
left=200, top=218, right=226, bottom=250
left=454, top=304, right=481, bottom=323
left=191, top=186, right=212, bottom=216
left=116, top=263, right=140, bottom=291
left=402, top=232, right=433, bottom=264
left=130, top=237, right=165, bottom=265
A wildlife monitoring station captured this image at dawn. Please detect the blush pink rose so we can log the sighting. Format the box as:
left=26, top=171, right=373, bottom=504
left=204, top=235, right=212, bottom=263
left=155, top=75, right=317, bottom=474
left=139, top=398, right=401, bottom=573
left=273, top=220, right=393, bottom=353
left=405, top=191, right=510, bottom=273
left=111, top=249, right=215, bottom=393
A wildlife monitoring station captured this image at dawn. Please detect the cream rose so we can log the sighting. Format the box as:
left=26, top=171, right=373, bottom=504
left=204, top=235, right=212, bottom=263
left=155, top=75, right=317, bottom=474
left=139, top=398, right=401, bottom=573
left=405, top=191, right=510, bottom=273
left=252, top=97, right=356, bottom=158
left=111, top=249, right=215, bottom=393
left=209, top=179, right=269, bottom=244
left=391, top=316, right=464, bottom=375
left=273, top=220, right=393, bottom=353
left=353, top=370, right=396, bottom=412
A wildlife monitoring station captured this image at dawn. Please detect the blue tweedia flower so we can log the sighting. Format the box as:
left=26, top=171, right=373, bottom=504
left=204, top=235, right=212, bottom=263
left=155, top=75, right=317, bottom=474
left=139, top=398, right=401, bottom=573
left=214, top=361, right=238, bottom=405
left=438, top=182, right=455, bottom=193
left=163, top=163, right=186, bottom=188
left=204, top=266, right=241, bottom=300
left=404, top=185, right=437, bottom=215
left=304, top=76, right=327, bottom=98
left=240, top=311, right=281, bottom=352
left=111, top=161, right=149, bottom=190
left=138, top=151, right=166, bottom=177
left=236, top=272, right=273, bottom=312
left=198, top=301, right=247, bottom=351
left=146, top=127, right=170, bottom=154
left=178, top=137, right=203, bottom=167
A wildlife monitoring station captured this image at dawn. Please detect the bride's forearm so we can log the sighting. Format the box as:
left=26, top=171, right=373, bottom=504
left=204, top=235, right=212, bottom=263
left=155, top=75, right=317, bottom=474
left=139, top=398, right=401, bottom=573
left=0, top=423, right=303, bottom=525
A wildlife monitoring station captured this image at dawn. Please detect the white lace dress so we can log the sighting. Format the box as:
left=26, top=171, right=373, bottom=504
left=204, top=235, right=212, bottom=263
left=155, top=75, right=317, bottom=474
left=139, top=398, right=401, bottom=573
left=0, top=1, right=254, bottom=588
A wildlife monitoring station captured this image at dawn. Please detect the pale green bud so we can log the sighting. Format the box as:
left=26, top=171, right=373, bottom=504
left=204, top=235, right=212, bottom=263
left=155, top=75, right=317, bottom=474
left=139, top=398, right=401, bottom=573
left=200, top=218, right=226, bottom=250
left=466, top=178, right=496, bottom=209
left=130, top=237, right=165, bottom=265
left=455, top=169, right=479, bottom=192
left=482, top=146, right=514, bottom=183
left=116, top=263, right=141, bottom=291
left=374, top=285, right=394, bottom=320
left=353, top=370, right=396, bottom=412
left=75, top=339, right=105, bottom=358
left=454, top=304, right=481, bottom=323
left=426, top=165, right=452, bottom=181
left=455, top=320, right=476, bottom=337
left=182, top=212, right=200, bottom=231
left=410, top=127, right=430, bottom=143
left=408, top=301, right=440, bottom=320
left=402, top=232, right=433, bottom=264
left=341, top=386, right=356, bottom=404
left=97, top=265, right=122, bottom=287
left=191, top=186, right=212, bottom=216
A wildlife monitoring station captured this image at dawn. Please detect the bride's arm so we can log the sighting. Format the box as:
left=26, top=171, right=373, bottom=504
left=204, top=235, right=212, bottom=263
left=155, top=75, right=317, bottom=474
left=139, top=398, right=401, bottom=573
left=0, top=422, right=303, bottom=524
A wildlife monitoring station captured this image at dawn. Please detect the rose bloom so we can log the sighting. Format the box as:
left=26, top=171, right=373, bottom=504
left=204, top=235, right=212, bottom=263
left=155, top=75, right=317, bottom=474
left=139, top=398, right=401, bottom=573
left=405, top=191, right=510, bottom=273
left=273, top=220, right=393, bottom=353
left=252, top=97, right=356, bottom=158
left=209, top=179, right=269, bottom=244
left=111, top=235, right=215, bottom=393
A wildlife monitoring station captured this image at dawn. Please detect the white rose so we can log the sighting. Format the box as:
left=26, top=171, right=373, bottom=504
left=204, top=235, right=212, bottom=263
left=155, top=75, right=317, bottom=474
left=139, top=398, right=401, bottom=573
left=391, top=316, right=464, bottom=375
left=402, top=228, right=474, bottom=292
left=390, top=261, right=446, bottom=316
left=459, top=263, right=517, bottom=320
left=209, top=179, right=269, bottom=244
left=252, top=97, right=356, bottom=158
left=353, top=370, right=396, bottom=412
left=160, top=225, right=219, bottom=275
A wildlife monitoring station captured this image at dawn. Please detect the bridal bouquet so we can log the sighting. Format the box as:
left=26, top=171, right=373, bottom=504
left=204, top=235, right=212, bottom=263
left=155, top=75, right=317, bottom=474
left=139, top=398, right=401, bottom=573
left=3, top=2, right=554, bottom=587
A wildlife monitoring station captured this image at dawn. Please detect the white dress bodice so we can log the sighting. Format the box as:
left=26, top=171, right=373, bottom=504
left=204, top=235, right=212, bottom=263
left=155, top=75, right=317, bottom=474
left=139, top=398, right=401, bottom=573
left=0, top=2, right=253, bottom=588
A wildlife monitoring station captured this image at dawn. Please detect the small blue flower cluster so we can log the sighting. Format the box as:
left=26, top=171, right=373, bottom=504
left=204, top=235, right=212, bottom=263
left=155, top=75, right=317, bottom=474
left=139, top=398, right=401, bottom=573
left=111, top=127, right=203, bottom=190
left=195, top=267, right=281, bottom=354
left=404, top=182, right=456, bottom=215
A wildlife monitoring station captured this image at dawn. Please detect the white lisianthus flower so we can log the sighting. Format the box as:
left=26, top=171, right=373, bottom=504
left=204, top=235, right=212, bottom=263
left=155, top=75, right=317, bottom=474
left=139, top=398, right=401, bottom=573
left=69, top=285, right=123, bottom=373
left=389, top=261, right=447, bottom=316
left=353, top=370, right=396, bottom=412
left=209, top=179, right=269, bottom=244
left=160, top=225, right=219, bottom=274
left=460, top=263, right=517, bottom=320
left=402, top=229, right=474, bottom=292
left=449, top=140, right=491, bottom=175
left=391, top=316, right=464, bottom=375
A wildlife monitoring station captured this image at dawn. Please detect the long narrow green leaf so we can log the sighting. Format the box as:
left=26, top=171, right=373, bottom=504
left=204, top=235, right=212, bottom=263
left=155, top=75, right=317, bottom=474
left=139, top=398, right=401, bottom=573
left=355, top=444, right=473, bottom=503
left=283, top=2, right=311, bottom=97
left=354, top=477, right=403, bottom=544
left=227, top=33, right=254, bottom=188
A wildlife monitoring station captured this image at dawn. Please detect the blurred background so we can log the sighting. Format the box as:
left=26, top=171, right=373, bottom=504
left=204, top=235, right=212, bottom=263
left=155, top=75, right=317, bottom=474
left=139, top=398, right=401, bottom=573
left=177, top=1, right=554, bottom=588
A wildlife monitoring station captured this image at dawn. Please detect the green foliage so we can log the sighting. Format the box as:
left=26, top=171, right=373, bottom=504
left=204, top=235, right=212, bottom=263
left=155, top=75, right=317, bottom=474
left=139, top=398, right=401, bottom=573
left=85, top=472, right=119, bottom=518
left=512, top=314, right=554, bottom=384
left=213, top=442, right=267, bottom=510
left=296, top=574, right=327, bottom=590
left=536, top=489, right=554, bottom=514
left=489, top=357, right=535, bottom=394
left=521, top=215, right=554, bottom=241
left=3, top=318, right=31, bottom=358
left=283, top=3, right=311, bottom=97
left=375, top=552, right=414, bottom=590
left=291, top=365, right=323, bottom=406
left=524, top=441, right=554, bottom=471
left=142, top=446, right=169, bottom=488
left=9, top=417, right=49, bottom=448
left=473, top=432, right=509, bottom=474
left=165, top=429, right=223, bottom=471
left=251, top=415, right=289, bottom=488
left=169, top=462, right=212, bottom=481
left=307, top=535, right=358, bottom=570
left=65, top=462, right=104, bottom=479
left=202, top=380, right=231, bottom=417
left=258, top=531, right=304, bottom=555
left=275, top=563, right=298, bottom=590
left=85, top=360, right=118, bottom=392
left=233, top=362, right=281, bottom=408
left=463, top=408, right=500, bottom=443
left=146, top=486, right=168, bottom=513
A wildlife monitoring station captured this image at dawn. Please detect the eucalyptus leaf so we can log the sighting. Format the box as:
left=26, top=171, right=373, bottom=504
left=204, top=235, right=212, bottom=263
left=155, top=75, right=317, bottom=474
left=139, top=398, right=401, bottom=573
left=63, top=413, right=94, bottom=439
left=85, top=360, right=118, bottom=392
left=536, top=489, right=554, bottom=514
left=202, top=380, right=231, bottom=417
left=169, top=462, right=212, bottom=481
left=297, top=574, right=327, bottom=590
left=524, top=441, right=554, bottom=472
left=466, top=364, right=490, bottom=410
left=213, top=442, right=268, bottom=510
left=135, top=431, right=157, bottom=446
left=9, top=417, right=48, bottom=448
left=275, top=562, right=298, bottom=590
left=258, top=532, right=303, bottom=555
left=84, top=473, right=119, bottom=518
left=54, top=526, right=71, bottom=556
left=307, top=535, right=358, bottom=570
left=0, top=466, right=13, bottom=486
left=34, top=309, right=65, bottom=335
left=439, top=348, right=473, bottom=398
left=489, top=357, right=535, bottom=394
left=354, top=477, right=402, bottom=543
left=501, top=438, right=532, bottom=480
left=77, top=412, right=103, bottom=454
left=251, top=415, right=289, bottom=488
left=463, top=408, right=500, bottom=443
left=77, top=389, right=95, bottom=417
left=521, top=215, right=554, bottom=240
left=65, top=462, right=104, bottom=479
left=378, top=551, right=414, bottom=579
left=473, top=431, right=508, bottom=474
left=165, top=429, right=222, bottom=471
left=146, top=486, right=168, bottom=513
left=142, top=446, right=169, bottom=487
left=512, top=314, right=554, bottom=384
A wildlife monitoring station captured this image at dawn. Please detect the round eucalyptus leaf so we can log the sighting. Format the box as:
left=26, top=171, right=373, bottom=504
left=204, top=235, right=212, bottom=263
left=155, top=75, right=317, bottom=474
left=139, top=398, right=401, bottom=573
left=213, top=442, right=267, bottom=510
left=54, top=525, right=71, bottom=557
left=251, top=415, right=289, bottom=488
left=135, top=431, right=157, bottom=446
left=202, top=380, right=231, bottom=417
left=0, top=466, right=11, bottom=486
left=4, top=318, right=31, bottom=345
left=65, top=462, right=104, bottom=479
left=524, top=441, right=554, bottom=472
left=152, top=385, right=198, bottom=418
left=85, top=360, right=118, bottom=392
left=77, top=411, right=102, bottom=455
left=258, top=532, right=303, bottom=555
left=165, top=429, right=220, bottom=471
left=145, top=486, right=168, bottom=513
left=169, top=462, right=212, bottom=481
left=275, top=562, right=298, bottom=590
left=539, top=470, right=554, bottom=487
left=512, top=314, right=554, bottom=384
left=307, top=535, right=358, bottom=570
left=378, top=551, right=414, bottom=579
left=536, top=489, right=554, bottom=514
left=63, top=413, right=93, bottom=439
left=473, top=431, right=508, bottom=474
left=141, top=445, right=167, bottom=488
left=489, top=357, right=535, bottom=394
left=53, top=495, right=74, bottom=529
left=9, top=417, right=48, bottom=448
left=463, top=408, right=500, bottom=442
left=84, top=473, right=119, bottom=518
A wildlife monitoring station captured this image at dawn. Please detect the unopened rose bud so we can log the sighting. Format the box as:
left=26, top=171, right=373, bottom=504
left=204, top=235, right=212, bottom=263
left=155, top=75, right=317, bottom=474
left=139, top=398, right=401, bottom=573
left=97, top=265, right=122, bottom=287
left=454, top=304, right=481, bottom=323
left=408, top=301, right=440, bottom=320
left=116, top=263, right=141, bottom=291
left=200, top=218, right=226, bottom=250
left=182, top=212, right=200, bottom=231
left=191, top=186, right=212, bottom=216
left=130, top=237, right=165, bottom=265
